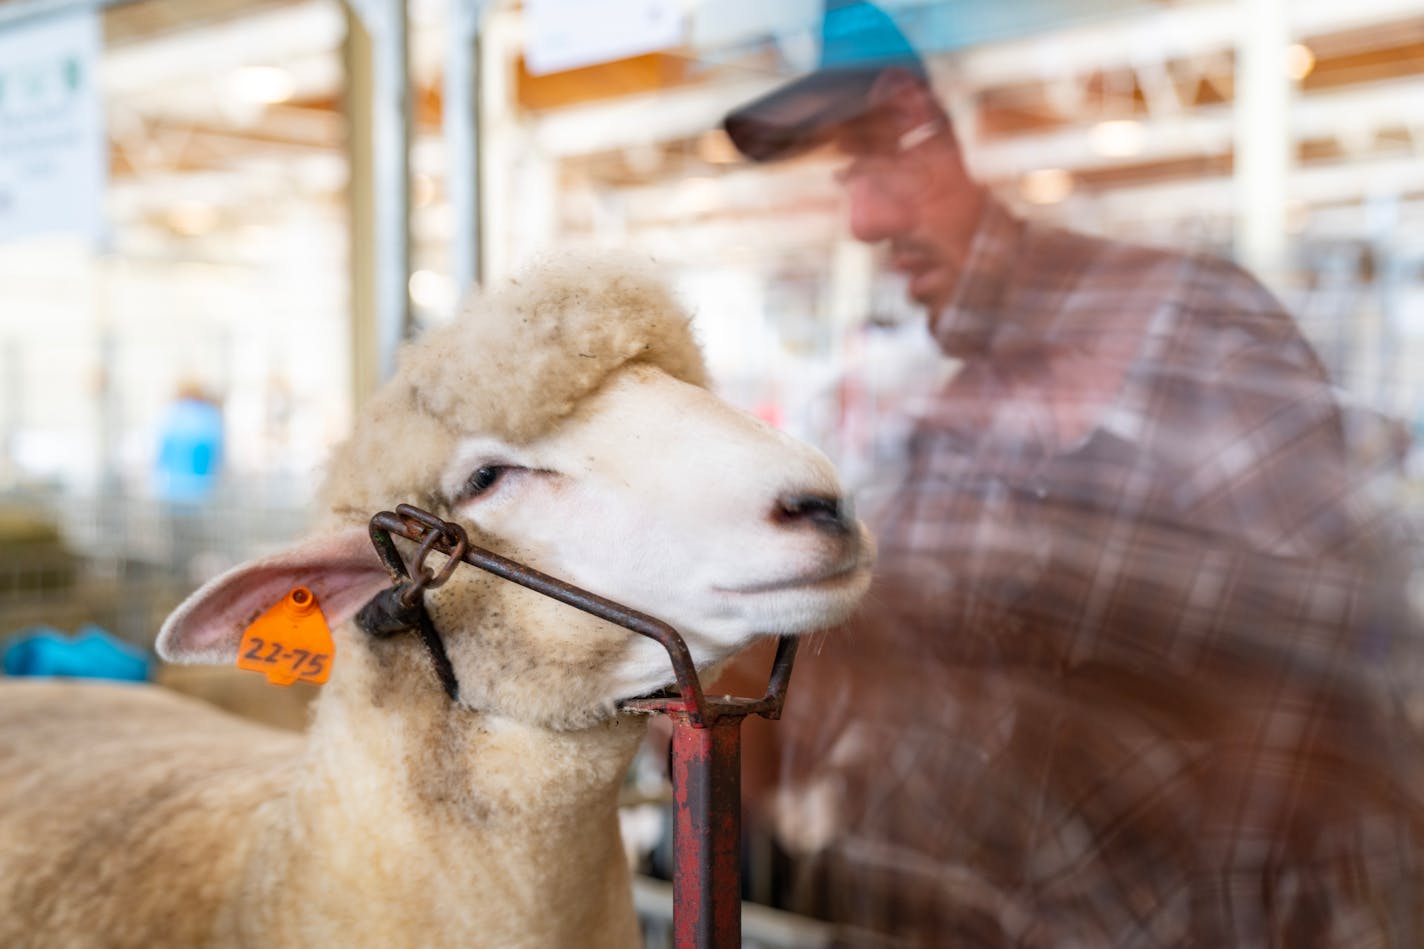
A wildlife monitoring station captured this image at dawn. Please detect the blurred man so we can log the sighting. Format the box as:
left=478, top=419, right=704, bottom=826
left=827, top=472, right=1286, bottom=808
left=721, top=2, right=1424, bottom=945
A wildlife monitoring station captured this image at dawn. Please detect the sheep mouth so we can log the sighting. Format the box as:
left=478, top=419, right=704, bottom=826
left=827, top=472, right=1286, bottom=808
left=715, top=560, right=869, bottom=595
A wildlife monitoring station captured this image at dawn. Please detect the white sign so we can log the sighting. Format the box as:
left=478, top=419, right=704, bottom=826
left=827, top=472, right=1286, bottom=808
left=0, top=8, right=106, bottom=245
left=524, top=0, right=683, bottom=76
left=689, top=0, right=819, bottom=55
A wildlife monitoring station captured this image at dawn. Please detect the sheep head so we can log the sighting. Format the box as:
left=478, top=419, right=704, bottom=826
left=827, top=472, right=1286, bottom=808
left=158, top=254, right=873, bottom=728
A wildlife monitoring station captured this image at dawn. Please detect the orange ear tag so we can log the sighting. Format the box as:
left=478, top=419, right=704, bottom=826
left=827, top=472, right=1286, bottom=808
left=236, top=587, right=335, bottom=686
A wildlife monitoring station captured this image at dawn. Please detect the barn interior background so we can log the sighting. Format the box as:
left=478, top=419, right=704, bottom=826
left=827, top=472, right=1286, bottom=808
left=1, top=0, right=1422, bottom=941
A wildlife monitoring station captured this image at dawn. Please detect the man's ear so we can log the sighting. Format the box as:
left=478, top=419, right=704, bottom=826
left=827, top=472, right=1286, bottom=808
left=156, top=527, right=393, bottom=665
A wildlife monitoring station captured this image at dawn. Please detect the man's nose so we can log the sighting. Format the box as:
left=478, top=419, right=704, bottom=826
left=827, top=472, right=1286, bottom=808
left=845, top=175, right=912, bottom=243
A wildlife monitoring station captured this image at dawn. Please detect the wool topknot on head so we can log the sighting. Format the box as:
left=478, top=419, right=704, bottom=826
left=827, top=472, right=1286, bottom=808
left=319, top=253, right=709, bottom=525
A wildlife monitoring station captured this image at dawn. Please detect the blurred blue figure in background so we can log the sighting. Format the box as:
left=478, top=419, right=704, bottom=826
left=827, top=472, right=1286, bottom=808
left=153, top=381, right=224, bottom=580
left=154, top=381, right=224, bottom=505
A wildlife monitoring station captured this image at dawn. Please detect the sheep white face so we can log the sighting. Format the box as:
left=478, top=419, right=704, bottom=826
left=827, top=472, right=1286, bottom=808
left=440, top=364, right=874, bottom=702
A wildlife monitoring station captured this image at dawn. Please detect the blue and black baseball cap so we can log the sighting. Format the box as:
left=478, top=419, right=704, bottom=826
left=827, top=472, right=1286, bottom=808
left=723, top=0, right=927, bottom=163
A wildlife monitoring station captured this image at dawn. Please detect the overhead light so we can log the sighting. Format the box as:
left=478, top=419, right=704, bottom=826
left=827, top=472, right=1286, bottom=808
left=1089, top=119, right=1145, bottom=158
left=237, top=224, right=276, bottom=247
left=676, top=176, right=720, bottom=216
left=1020, top=168, right=1074, bottom=205
left=414, top=173, right=438, bottom=208
left=409, top=269, right=456, bottom=311
left=1285, top=43, right=1316, bottom=82
left=168, top=201, right=219, bottom=236
left=226, top=65, right=295, bottom=105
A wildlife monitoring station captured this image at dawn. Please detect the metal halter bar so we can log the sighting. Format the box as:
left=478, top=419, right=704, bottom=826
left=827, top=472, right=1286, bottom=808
left=355, top=503, right=799, bottom=728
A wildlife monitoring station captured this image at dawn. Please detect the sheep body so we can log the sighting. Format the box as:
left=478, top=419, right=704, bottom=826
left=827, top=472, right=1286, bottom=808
left=0, top=681, right=294, bottom=947
left=0, top=672, right=640, bottom=948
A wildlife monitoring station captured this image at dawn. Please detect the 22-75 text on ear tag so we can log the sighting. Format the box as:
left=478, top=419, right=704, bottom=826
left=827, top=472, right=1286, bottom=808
left=237, top=587, right=334, bottom=686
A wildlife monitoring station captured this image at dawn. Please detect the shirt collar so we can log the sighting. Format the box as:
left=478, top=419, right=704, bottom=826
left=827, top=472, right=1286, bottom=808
left=932, top=196, right=1025, bottom=357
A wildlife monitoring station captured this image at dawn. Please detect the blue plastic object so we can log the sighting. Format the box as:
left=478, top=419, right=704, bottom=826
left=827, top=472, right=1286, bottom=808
left=2, top=625, right=153, bottom=682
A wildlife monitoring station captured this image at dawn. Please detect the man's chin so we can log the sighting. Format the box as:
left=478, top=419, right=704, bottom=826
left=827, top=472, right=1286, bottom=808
left=907, top=269, right=949, bottom=309
left=928, top=304, right=994, bottom=358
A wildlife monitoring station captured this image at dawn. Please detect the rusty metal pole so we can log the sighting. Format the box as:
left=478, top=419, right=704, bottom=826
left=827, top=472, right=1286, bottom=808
left=669, top=709, right=743, bottom=949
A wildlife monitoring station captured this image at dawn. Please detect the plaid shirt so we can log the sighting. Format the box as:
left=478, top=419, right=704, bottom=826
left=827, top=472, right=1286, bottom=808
left=773, top=200, right=1423, bottom=947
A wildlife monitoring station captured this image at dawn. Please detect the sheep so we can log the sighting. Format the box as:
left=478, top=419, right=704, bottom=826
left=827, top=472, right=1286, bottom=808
left=0, top=254, right=874, bottom=948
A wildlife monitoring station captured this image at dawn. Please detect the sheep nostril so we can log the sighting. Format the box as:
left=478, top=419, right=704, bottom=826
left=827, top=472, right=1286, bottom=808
left=774, top=493, right=851, bottom=535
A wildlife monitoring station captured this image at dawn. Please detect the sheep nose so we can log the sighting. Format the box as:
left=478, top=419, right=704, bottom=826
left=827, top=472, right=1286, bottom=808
left=773, top=492, right=852, bottom=536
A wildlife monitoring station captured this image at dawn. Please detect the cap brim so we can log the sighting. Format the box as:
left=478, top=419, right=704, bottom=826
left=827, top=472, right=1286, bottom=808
left=723, top=68, right=885, bottom=163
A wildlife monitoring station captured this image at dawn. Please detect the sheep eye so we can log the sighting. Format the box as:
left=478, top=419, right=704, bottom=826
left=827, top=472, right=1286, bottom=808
left=462, top=465, right=506, bottom=498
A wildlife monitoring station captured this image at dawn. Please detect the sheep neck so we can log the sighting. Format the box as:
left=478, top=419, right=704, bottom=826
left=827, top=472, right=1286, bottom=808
left=247, top=639, right=647, bottom=946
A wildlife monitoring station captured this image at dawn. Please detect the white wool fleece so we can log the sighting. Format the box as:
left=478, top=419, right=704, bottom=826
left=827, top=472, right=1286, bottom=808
left=319, top=253, right=708, bottom=524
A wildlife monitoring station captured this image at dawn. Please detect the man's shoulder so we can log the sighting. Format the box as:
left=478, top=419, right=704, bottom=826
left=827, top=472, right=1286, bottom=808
left=1028, top=221, right=1249, bottom=283
left=1012, top=221, right=1203, bottom=306
left=1021, top=221, right=1296, bottom=334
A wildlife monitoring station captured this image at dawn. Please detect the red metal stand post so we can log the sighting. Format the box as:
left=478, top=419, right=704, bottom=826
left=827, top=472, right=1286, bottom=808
left=668, top=710, right=743, bottom=949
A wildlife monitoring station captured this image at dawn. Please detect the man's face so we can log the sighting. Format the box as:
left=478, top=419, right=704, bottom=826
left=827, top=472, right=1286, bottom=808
left=831, top=78, right=984, bottom=322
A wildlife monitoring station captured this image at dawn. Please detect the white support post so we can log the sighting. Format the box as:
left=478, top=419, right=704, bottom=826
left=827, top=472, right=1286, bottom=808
left=1233, top=0, right=1292, bottom=289
left=345, top=0, right=411, bottom=404
left=446, top=0, right=489, bottom=296
left=477, top=4, right=521, bottom=284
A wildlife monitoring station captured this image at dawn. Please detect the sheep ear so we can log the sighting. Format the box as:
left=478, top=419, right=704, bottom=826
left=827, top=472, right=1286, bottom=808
left=157, top=527, right=393, bottom=665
